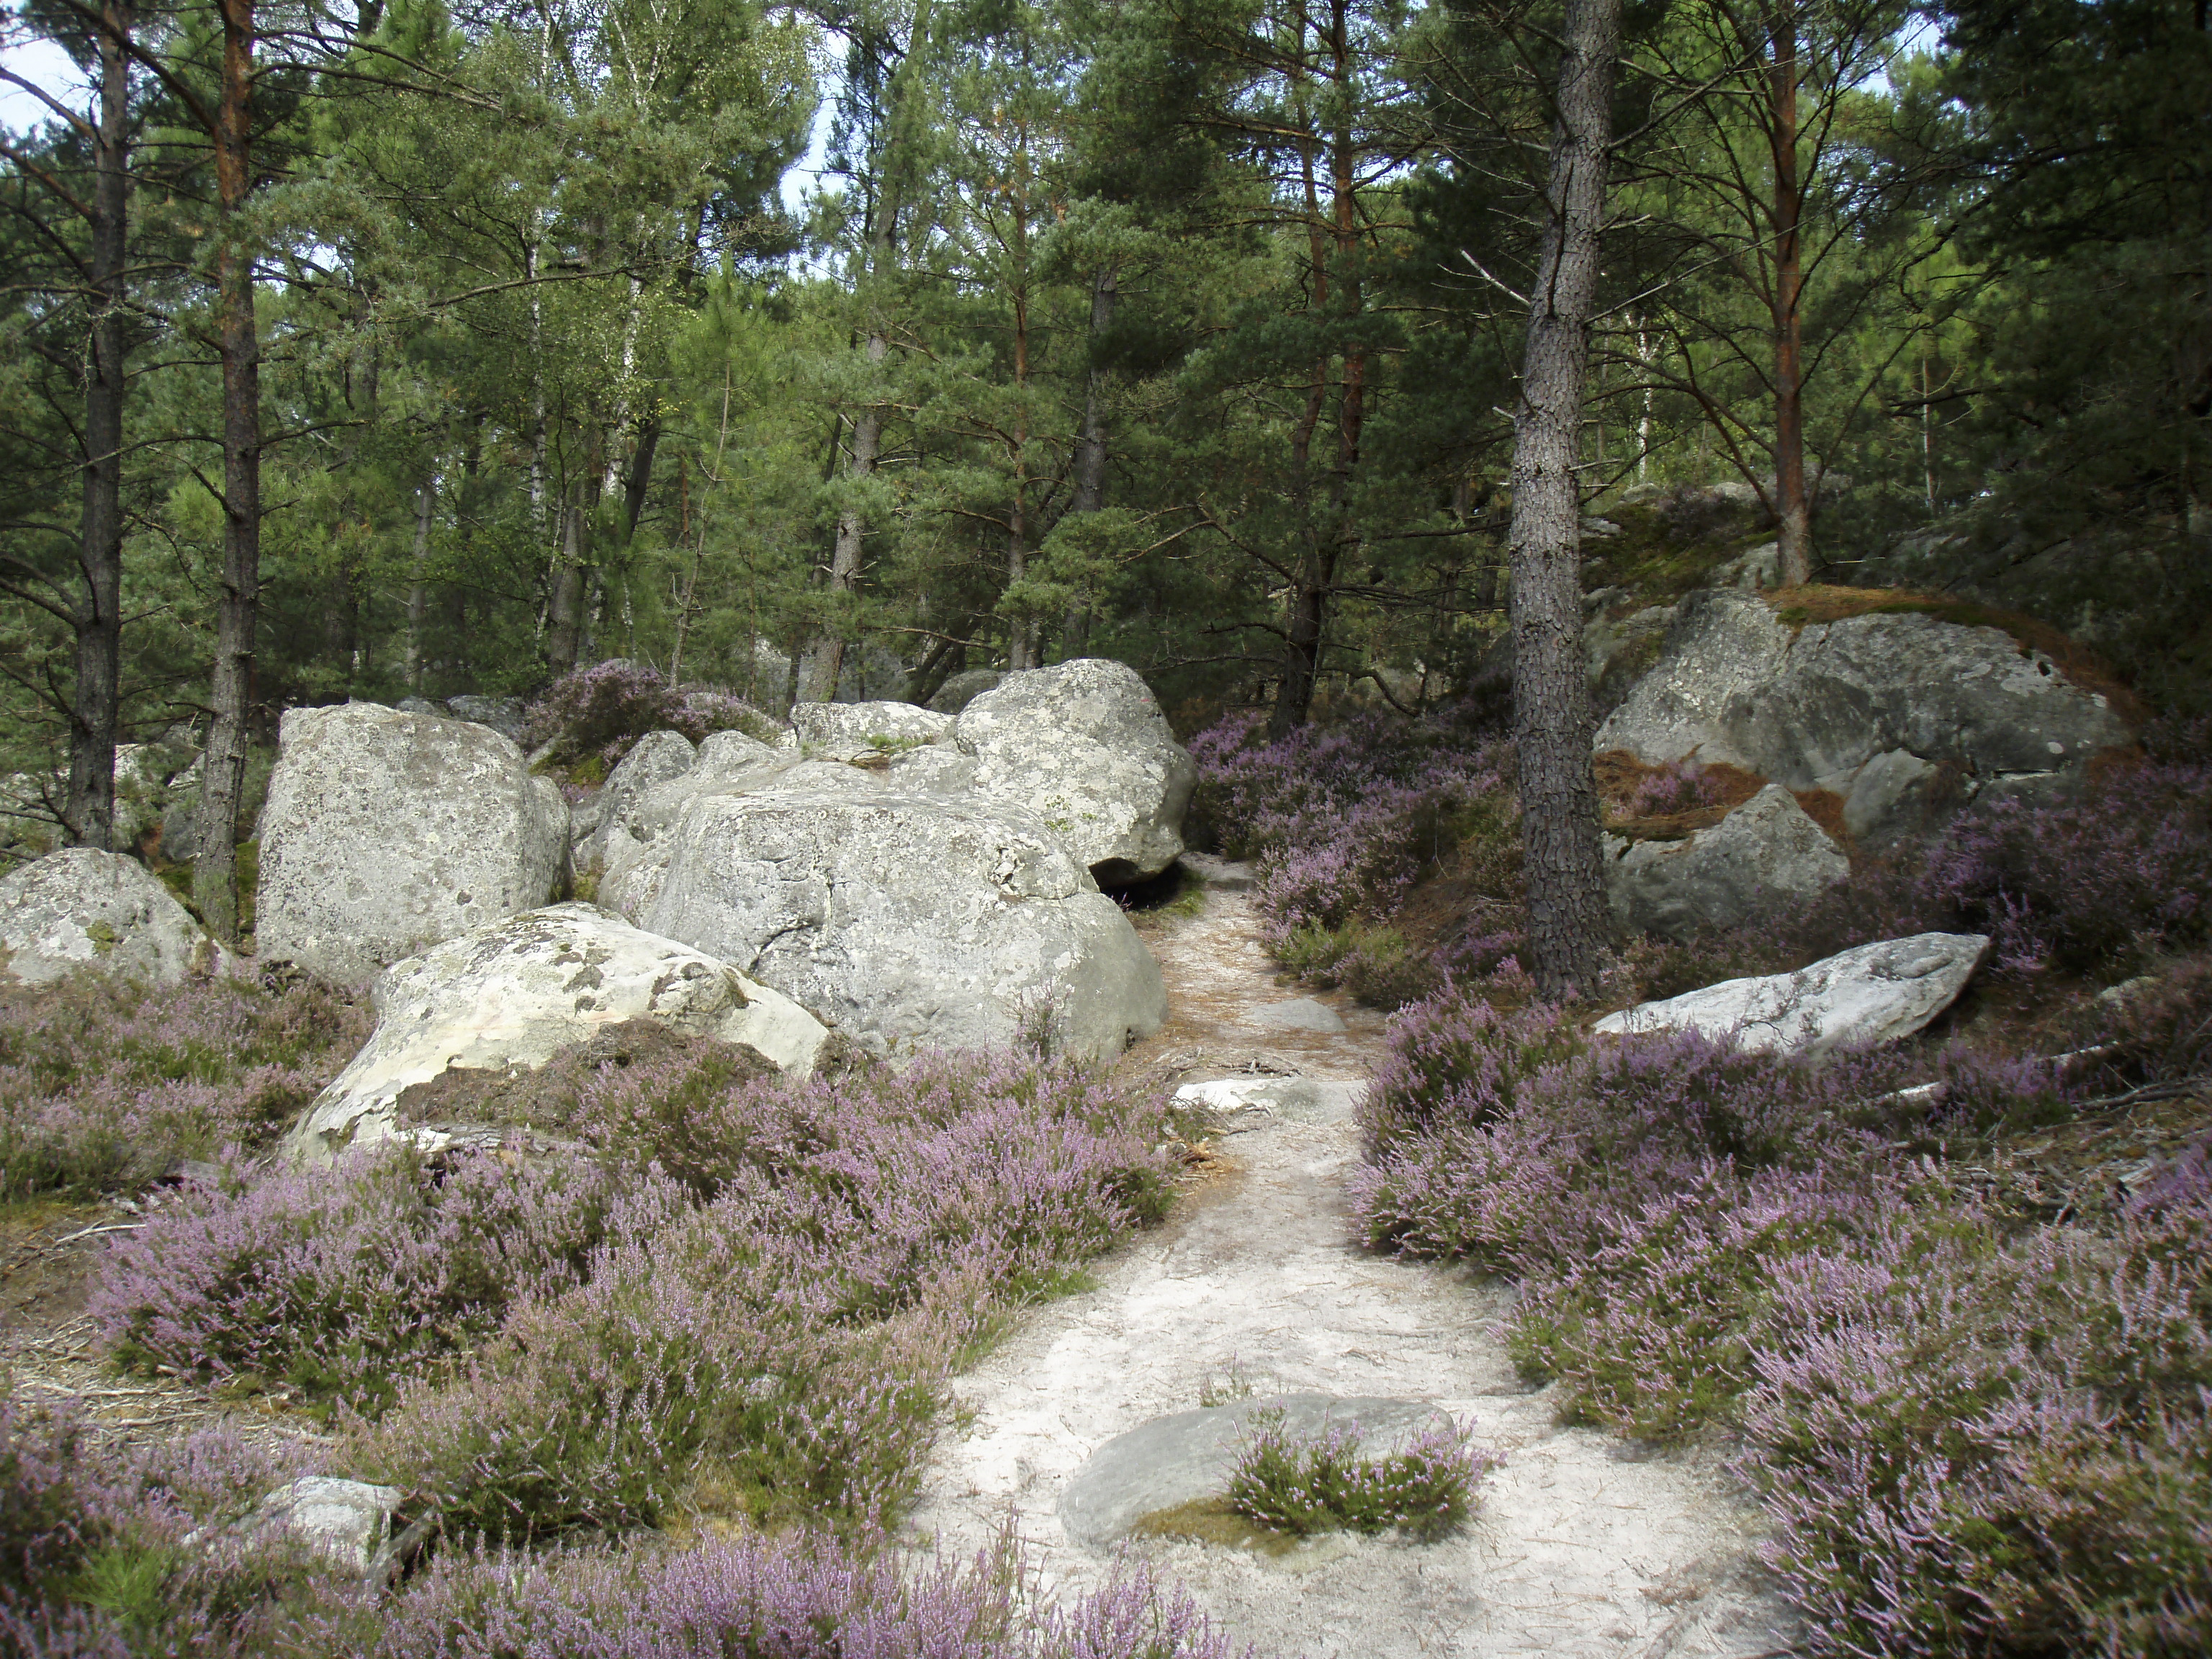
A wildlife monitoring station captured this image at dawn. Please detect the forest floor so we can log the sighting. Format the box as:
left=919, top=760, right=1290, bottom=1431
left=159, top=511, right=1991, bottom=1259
left=902, top=868, right=1804, bottom=1659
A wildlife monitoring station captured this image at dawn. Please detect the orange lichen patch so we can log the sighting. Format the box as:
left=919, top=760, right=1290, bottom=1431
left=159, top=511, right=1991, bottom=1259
left=1791, top=788, right=1851, bottom=851
left=1592, top=750, right=1768, bottom=841
left=1762, top=585, right=2145, bottom=723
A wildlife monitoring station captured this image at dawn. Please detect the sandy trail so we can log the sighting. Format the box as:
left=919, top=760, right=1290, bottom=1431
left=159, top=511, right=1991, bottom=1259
left=903, top=871, right=1800, bottom=1659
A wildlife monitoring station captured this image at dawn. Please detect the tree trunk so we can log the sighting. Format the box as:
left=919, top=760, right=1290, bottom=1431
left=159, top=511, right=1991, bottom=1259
left=1506, top=0, right=1621, bottom=1002
left=1768, top=9, right=1812, bottom=585
left=193, top=0, right=260, bottom=946
left=799, top=0, right=933, bottom=701
left=801, top=392, right=880, bottom=703
left=404, top=480, right=432, bottom=691
left=63, top=0, right=132, bottom=853
left=1061, top=263, right=1117, bottom=657
left=545, top=490, right=585, bottom=677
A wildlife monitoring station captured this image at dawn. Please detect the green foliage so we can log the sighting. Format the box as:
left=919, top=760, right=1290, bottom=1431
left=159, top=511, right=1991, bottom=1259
left=1225, top=1408, right=1491, bottom=1541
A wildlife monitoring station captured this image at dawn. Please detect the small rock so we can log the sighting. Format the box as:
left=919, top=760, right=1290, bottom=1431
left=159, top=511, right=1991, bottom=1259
left=1592, top=931, right=1992, bottom=1058
left=248, top=1478, right=402, bottom=1575
left=1250, top=997, right=1347, bottom=1034
left=1059, top=1395, right=1454, bottom=1549
left=1179, top=853, right=1255, bottom=891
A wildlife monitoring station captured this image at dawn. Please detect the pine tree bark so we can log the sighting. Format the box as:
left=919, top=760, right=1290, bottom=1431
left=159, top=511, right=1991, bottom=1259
left=800, top=0, right=933, bottom=703
left=1767, top=10, right=1812, bottom=585
left=1506, top=0, right=1621, bottom=1000
left=192, top=0, right=260, bottom=945
left=63, top=0, right=132, bottom=853
left=1061, top=263, right=1117, bottom=657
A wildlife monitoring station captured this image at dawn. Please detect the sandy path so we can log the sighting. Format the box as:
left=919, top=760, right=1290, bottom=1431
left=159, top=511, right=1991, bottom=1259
left=902, top=871, right=1801, bottom=1658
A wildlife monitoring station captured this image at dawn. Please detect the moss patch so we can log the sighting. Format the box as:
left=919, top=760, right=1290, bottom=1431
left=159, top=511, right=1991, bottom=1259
left=1129, top=1494, right=1306, bottom=1557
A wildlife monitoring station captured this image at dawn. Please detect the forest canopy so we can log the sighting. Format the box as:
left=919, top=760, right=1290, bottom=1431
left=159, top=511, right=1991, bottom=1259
left=1, top=0, right=2206, bottom=816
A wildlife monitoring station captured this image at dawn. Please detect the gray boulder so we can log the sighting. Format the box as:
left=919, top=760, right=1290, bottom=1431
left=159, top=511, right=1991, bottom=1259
left=782, top=700, right=953, bottom=757
left=284, top=902, right=829, bottom=1165
left=954, top=659, right=1197, bottom=884
left=580, top=730, right=696, bottom=869
left=1597, top=589, right=2134, bottom=844
left=444, top=695, right=529, bottom=741
left=256, top=703, right=569, bottom=984
left=247, top=1478, right=403, bottom=1575
left=599, top=732, right=795, bottom=918
left=1592, top=931, right=1991, bottom=1058
left=1605, top=783, right=1849, bottom=939
left=927, top=668, right=1005, bottom=714
left=640, top=783, right=1166, bottom=1063
left=0, top=847, right=228, bottom=986
left=1060, top=1395, right=1453, bottom=1548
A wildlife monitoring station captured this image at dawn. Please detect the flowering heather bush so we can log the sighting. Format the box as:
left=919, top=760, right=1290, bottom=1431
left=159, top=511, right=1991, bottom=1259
left=1357, top=979, right=2212, bottom=1651
left=93, top=1046, right=1172, bottom=1545
left=1189, top=706, right=1519, bottom=1001
left=0, top=971, right=369, bottom=1199
left=1741, top=1176, right=2212, bottom=1658
left=305, top=1530, right=1243, bottom=1659
left=91, top=1146, right=642, bottom=1414
left=522, top=661, right=779, bottom=770
left=1226, top=1409, right=1497, bottom=1540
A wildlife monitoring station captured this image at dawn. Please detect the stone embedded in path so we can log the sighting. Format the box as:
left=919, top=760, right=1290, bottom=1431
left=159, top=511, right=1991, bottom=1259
left=1058, top=1395, right=1455, bottom=1549
left=1250, top=996, right=1347, bottom=1034
left=1174, top=1076, right=1367, bottom=1125
left=1592, top=931, right=1991, bottom=1058
left=1178, top=852, right=1254, bottom=891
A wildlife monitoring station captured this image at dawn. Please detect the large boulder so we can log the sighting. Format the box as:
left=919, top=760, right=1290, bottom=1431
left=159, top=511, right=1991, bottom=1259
left=0, top=848, right=228, bottom=986
left=599, top=732, right=797, bottom=918
left=927, top=668, right=1004, bottom=715
left=283, top=902, right=830, bottom=1165
left=639, top=783, right=1166, bottom=1062
left=579, top=729, right=696, bottom=870
left=1592, top=932, right=1991, bottom=1058
left=256, top=703, right=569, bottom=984
left=444, top=695, right=528, bottom=742
left=953, top=659, right=1196, bottom=884
left=1596, top=590, right=2134, bottom=843
left=1604, top=783, right=1850, bottom=939
left=782, top=700, right=953, bottom=758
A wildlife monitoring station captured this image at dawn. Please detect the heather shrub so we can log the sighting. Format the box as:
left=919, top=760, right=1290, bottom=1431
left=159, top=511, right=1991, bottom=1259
left=1226, top=1409, right=1497, bottom=1540
left=1189, top=705, right=1517, bottom=1002
left=0, top=1389, right=103, bottom=1608
left=522, top=662, right=778, bottom=770
left=1356, top=989, right=1586, bottom=1159
left=0, top=971, right=369, bottom=1200
left=91, top=1146, right=647, bottom=1414
left=1741, top=1178, right=2212, bottom=1658
left=310, top=1529, right=1241, bottom=1659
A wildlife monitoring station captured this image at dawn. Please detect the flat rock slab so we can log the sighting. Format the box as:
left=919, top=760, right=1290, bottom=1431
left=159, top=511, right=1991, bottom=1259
left=1593, top=931, right=1991, bottom=1057
left=1179, top=853, right=1255, bottom=891
left=1175, top=1076, right=1367, bottom=1125
left=1251, top=996, right=1348, bottom=1033
left=1060, top=1395, right=1452, bottom=1549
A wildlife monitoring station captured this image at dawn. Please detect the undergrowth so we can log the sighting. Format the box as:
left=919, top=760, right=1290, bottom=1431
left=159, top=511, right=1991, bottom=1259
left=1354, top=975, right=2212, bottom=1657
left=1225, top=1409, right=1496, bottom=1541
left=0, top=970, right=369, bottom=1201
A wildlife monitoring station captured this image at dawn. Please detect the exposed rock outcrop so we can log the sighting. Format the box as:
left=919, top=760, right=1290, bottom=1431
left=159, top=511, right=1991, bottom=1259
left=580, top=729, right=696, bottom=869
left=639, top=783, right=1166, bottom=1062
left=1597, top=590, right=2134, bottom=845
left=255, top=703, right=569, bottom=984
left=783, top=701, right=953, bottom=757
left=954, top=659, right=1196, bottom=884
left=284, top=902, right=828, bottom=1165
left=1604, top=783, right=1850, bottom=939
left=0, top=847, right=228, bottom=986
left=1592, top=932, right=1991, bottom=1057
